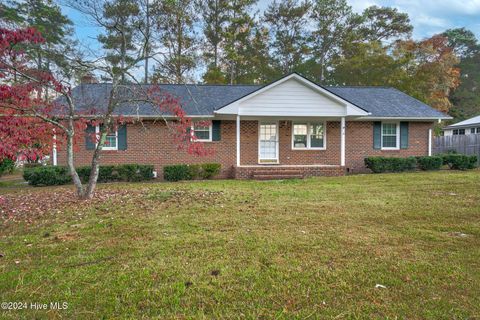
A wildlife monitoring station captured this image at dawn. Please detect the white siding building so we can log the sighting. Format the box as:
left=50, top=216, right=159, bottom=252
left=443, top=115, right=480, bottom=136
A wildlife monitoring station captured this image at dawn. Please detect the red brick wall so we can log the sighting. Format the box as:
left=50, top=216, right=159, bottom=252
left=56, top=120, right=434, bottom=178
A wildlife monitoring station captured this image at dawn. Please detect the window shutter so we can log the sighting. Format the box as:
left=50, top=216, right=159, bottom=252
left=85, top=124, right=95, bottom=150
left=400, top=122, right=409, bottom=149
left=212, top=120, right=221, bottom=141
left=373, top=122, right=381, bottom=150
left=118, top=124, right=127, bottom=150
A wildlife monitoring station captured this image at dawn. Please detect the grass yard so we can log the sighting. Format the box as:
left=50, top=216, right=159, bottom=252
left=0, top=170, right=479, bottom=319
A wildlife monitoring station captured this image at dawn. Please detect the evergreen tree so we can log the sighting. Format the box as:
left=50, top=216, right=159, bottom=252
left=222, top=0, right=258, bottom=84
left=97, top=0, right=141, bottom=83
left=263, top=0, right=311, bottom=74
left=152, top=0, right=197, bottom=83
left=197, top=0, right=230, bottom=83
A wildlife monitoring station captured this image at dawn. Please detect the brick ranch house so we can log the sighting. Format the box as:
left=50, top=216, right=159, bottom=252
left=54, top=73, right=451, bottom=179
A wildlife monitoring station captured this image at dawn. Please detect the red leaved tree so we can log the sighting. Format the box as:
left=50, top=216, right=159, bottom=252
left=0, top=27, right=210, bottom=199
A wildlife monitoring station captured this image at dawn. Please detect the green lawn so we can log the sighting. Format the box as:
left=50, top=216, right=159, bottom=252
left=1, top=171, right=479, bottom=319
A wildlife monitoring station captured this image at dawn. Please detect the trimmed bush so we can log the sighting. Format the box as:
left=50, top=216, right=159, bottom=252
left=364, top=156, right=416, bottom=173
left=416, top=156, right=443, bottom=171
left=163, top=164, right=191, bottom=181
left=164, top=163, right=221, bottom=181
left=0, top=158, right=15, bottom=177
left=440, top=154, right=478, bottom=170
left=24, top=164, right=154, bottom=186
left=23, top=166, right=71, bottom=186
left=201, top=163, right=221, bottom=179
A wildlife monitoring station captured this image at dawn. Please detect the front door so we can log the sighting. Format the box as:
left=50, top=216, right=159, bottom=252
left=259, top=122, right=279, bottom=163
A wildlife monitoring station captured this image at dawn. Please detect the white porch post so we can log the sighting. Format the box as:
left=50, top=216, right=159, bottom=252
left=52, top=131, right=57, bottom=166
left=428, top=128, right=432, bottom=156
left=236, top=115, right=241, bottom=166
left=340, top=117, right=346, bottom=166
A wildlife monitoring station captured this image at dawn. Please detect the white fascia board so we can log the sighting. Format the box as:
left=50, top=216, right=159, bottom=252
left=215, top=73, right=370, bottom=116
left=356, top=116, right=452, bottom=121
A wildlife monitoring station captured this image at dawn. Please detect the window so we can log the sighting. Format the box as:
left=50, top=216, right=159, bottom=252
left=381, top=123, right=399, bottom=149
left=471, top=128, right=476, bottom=134
left=453, top=129, right=465, bottom=135
left=192, top=122, right=212, bottom=141
left=292, top=122, right=325, bottom=149
left=95, top=125, right=118, bottom=150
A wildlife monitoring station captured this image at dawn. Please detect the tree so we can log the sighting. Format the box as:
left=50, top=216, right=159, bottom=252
left=197, top=0, right=229, bottom=83
left=222, top=0, right=258, bottom=84
left=332, top=35, right=460, bottom=113
left=97, top=0, right=141, bottom=83
left=1, top=0, right=76, bottom=96
left=151, top=0, right=198, bottom=83
left=356, top=6, right=412, bottom=42
left=442, top=28, right=479, bottom=59
left=309, top=0, right=356, bottom=82
left=1, top=22, right=208, bottom=200
left=443, top=28, right=480, bottom=120
left=263, top=0, right=311, bottom=74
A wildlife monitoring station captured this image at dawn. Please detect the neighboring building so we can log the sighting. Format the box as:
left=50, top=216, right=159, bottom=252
left=443, top=115, right=480, bottom=136
left=54, top=73, right=451, bottom=179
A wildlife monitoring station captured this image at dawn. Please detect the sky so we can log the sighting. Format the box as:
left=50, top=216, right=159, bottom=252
left=62, top=0, right=480, bottom=50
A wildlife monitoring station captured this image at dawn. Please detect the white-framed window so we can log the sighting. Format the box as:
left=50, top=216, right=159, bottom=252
left=453, top=129, right=465, bottom=135
left=292, top=122, right=326, bottom=150
left=95, top=125, right=118, bottom=150
left=381, top=122, right=400, bottom=150
left=191, top=122, right=212, bottom=142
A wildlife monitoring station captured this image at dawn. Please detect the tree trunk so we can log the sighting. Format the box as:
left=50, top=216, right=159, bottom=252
left=66, top=127, right=84, bottom=198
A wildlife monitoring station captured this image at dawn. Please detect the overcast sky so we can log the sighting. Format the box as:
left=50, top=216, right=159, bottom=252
left=62, top=0, right=480, bottom=56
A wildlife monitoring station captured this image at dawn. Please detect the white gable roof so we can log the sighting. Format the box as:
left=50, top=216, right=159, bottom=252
left=215, top=73, right=370, bottom=117
left=445, top=115, right=480, bottom=129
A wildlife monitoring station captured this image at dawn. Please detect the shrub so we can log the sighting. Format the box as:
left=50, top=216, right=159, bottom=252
left=23, top=162, right=42, bottom=169
left=23, top=166, right=71, bottom=186
left=416, top=156, right=443, bottom=171
left=23, top=164, right=154, bottom=186
left=163, top=163, right=221, bottom=181
left=188, top=164, right=202, bottom=179
left=163, top=164, right=191, bottom=181
left=364, top=156, right=416, bottom=173
left=0, top=158, right=15, bottom=177
left=440, top=154, right=477, bottom=170
left=200, top=163, right=221, bottom=179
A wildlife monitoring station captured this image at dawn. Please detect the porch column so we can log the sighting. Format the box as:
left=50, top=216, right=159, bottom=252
left=340, top=117, right=346, bottom=166
left=52, top=130, right=57, bottom=166
left=428, top=128, right=432, bottom=156
left=236, top=115, right=241, bottom=166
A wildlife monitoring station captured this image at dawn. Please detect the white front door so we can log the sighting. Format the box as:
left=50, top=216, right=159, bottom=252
left=259, top=122, right=279, bottom=163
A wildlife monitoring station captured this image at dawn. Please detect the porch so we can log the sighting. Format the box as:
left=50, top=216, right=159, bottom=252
left=224, top=117, right=347, bottom=179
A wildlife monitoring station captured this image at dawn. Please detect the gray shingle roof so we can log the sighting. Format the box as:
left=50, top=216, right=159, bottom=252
left=63, top=82, right=449, bottom=119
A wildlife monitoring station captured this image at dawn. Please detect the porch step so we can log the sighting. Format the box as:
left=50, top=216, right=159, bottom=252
left=253, top=174, right=304, bottom=180
left=253, top=169, right=303, bottom=175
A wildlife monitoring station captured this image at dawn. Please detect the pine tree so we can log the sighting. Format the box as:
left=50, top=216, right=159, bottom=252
left=263, top=0, right=311, bottom=74
left=97, top=0, right=141, bottom=83
left=222, top=0, right=258, bottom=84
left=198, top=0, right=230, bottom=83
left=152, top=0, right=197, bottom=83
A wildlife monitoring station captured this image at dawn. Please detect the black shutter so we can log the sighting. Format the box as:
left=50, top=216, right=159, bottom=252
left=212, top=120, right=221, bottom=141
left=118, top=124, right=127, bottom=150
left=85, top=124, right=95, bottom=150
left=400, top=122, right=409, bottom=149
left=373, top=122, right=381, bottom=150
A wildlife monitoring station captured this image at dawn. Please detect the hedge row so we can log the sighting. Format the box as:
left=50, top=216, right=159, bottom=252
left=365, top=154, right=478, bottom=173
left=0, top=158, right=15, bottom=177
left=163, top=163, right=221, bottom=181
left=23, top=164, right=154, bottom=186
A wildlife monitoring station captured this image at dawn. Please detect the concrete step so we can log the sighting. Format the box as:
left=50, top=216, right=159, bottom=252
left=253, top=170, right=303, bottom=175
left=253, top=174, right=304, bottom=180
